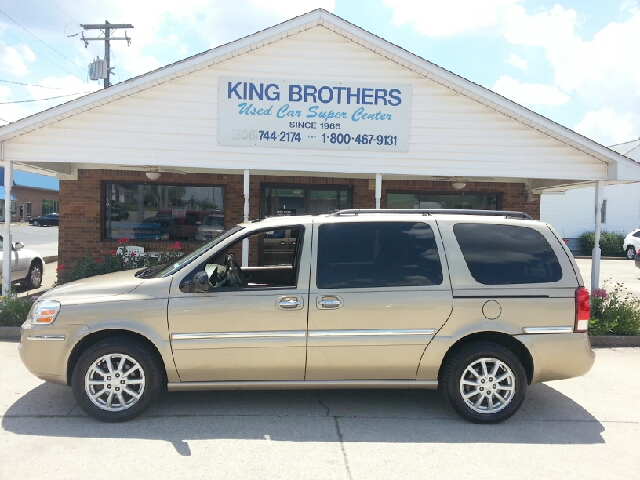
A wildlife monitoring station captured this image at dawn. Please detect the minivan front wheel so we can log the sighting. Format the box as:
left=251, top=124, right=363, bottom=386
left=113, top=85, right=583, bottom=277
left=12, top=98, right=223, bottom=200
left=72, top=337, right=163, bottom=422
left=442, top=342, right=527, bottom=424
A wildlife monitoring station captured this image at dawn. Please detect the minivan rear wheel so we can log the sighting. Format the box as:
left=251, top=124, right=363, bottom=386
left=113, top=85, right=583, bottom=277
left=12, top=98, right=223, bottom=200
left=71, top=337, right=162, bottom=422
left=442, top=342, right=527, bottom=424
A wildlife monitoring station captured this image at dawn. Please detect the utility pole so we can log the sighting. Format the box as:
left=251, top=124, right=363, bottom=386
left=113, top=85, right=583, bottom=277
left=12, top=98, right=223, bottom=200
left=80, top=21, right=133, bottom=88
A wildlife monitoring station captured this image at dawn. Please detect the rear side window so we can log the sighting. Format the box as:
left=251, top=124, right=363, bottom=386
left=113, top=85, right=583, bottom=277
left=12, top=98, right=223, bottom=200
left=453, top=224, right=562, bottom=285
left=317, top=222, right=443, bottom=289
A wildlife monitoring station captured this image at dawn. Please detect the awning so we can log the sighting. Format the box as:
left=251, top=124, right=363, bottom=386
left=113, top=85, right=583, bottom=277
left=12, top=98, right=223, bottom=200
left=0, top=186, right=16, bottom=201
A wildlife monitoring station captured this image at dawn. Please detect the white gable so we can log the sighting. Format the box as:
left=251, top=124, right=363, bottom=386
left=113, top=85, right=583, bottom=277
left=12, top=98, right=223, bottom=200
left=3, top=26, right=609, bottom=186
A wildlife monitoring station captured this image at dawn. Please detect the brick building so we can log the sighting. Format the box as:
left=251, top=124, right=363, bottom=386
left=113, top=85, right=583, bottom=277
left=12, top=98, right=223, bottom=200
left=0, top=168, right=59, bottom=222
left=0, top=10, right=639, bottom=268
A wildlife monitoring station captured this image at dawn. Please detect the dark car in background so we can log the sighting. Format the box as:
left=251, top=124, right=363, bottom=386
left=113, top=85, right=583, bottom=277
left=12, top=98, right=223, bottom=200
left=109, top=205, right=130, bottom=221
left=28, top=213, right=59, bottom=227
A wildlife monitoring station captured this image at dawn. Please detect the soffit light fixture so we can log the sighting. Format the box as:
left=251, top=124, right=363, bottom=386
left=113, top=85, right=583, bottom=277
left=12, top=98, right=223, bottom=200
left=451, top=181, right=466, bottom=190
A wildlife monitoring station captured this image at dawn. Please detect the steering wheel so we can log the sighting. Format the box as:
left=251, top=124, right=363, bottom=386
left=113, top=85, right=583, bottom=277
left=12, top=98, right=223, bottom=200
left=225, top=253, right=247, bottom=287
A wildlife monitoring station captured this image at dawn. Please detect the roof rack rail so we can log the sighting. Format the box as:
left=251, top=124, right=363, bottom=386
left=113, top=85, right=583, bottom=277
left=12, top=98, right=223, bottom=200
left=329, top=209, right=533, bottom=220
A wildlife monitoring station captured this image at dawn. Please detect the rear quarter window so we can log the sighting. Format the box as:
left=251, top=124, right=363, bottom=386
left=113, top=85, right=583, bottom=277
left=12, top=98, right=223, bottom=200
left=453, top=223, right=562, bottom=285
left=317, top=221, right=443, bottom=289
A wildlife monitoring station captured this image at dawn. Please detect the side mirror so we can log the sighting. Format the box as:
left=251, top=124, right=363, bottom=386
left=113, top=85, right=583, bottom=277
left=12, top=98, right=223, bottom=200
left=193, top=271, right=210, bottom=292
left=179, top=271, right=210, bottom=293
left=14, top=242, right=24, bottom=251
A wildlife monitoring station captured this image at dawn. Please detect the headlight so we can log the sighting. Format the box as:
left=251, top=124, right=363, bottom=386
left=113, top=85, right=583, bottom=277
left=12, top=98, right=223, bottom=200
left=31, top=300, right=61, bottom=325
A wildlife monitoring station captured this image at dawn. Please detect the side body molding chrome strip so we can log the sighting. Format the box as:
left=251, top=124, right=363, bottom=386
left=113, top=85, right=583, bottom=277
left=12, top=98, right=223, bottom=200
left=522, top=326, right=574, bottom=334
left=168, top=379, right=439, bottom=391
left=26, top=335, right=66, bottom=341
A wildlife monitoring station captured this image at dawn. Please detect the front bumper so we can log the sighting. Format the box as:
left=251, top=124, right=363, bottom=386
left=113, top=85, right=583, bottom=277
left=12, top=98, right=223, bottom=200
left=19, top=322, right=88, bottom=385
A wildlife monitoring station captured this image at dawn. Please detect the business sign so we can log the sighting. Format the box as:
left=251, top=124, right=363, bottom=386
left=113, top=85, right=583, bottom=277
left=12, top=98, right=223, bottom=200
left=218, top=77, right=411, bottom=151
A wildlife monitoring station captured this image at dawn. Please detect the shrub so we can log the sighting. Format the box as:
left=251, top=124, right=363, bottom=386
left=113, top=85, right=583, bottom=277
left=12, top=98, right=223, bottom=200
left=57, top=242, right=184, bottom=285
left=589, top=282, right=640, bottom=336
left=0, top=292, right=36, bottom=327
left=578, top=231, right=625, bottom=256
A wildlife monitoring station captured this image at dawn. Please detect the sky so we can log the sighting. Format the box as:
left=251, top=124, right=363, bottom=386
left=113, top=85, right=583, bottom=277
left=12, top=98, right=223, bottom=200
left=0, top=0, right=638, bottom=148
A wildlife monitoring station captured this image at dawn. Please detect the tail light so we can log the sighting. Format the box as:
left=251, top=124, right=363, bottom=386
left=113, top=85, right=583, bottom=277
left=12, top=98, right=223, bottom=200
left=575, top=287, right=590, bottom=332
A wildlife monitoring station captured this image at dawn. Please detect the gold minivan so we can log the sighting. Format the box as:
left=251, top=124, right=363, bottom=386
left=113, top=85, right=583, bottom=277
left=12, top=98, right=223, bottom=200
left=19, top=210, right=595, bottom=423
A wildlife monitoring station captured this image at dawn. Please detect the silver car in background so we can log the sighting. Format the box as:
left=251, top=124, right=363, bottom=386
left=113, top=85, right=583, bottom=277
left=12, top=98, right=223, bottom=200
left=0, top=235, right=44, bottom=289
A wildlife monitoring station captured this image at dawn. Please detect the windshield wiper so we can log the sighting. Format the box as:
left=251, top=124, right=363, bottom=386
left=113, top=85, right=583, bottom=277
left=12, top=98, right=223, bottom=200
left=134, top=264, right=166, bottom=279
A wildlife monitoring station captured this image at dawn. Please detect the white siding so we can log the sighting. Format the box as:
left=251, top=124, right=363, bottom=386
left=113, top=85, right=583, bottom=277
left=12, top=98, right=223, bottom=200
left=5, top=27, right=606, bottom=181
left=541, top=183, right=640, bottom=238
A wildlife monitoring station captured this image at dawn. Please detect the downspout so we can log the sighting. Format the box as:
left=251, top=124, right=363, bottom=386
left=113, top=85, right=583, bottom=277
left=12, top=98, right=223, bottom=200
left=375, top=173, right=382, bottom=209
left=590, top=180, right=604, bottom=292
left=242, top=169, right=250, bottom=267
left=2, top=142, right=13, bottom=296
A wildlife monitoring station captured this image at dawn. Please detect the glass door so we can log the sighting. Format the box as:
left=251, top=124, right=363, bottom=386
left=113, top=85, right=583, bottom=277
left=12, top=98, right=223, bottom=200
left=260, top=184, right=353, bottom=265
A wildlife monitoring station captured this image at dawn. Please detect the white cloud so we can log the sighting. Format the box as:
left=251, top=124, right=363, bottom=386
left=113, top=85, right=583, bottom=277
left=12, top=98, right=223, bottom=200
left=507, top=53, right=527, bottom=71
left=0, top=41, right=36, bottom=76
left=493, top=75, right=570, bottom=106
left=574, top=108, right=640, bottom=146
left=383, top=0, right=519, bottom=37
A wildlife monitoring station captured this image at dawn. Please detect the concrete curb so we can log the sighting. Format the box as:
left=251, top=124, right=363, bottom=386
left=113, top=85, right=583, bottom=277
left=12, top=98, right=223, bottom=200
left=590, top=335, right=640, bottom=348
left=0, top=326, right=20, bottom=341
left=43, top=256, right=58, bottom=264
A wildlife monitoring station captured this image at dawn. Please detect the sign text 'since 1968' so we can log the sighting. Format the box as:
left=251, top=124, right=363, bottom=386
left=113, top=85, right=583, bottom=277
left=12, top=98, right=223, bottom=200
left=218, top=77, right=412, bottom=152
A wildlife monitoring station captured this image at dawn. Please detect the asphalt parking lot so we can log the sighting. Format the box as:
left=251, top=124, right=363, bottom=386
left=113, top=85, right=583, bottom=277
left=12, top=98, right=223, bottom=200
left=1, top=341, right=638, bottom=479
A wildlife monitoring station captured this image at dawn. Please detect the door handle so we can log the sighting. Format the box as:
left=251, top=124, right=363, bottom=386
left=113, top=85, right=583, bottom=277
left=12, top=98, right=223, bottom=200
left=317, top=296, right=343, bottom=309
left=277, top=296, right=303, bottom=310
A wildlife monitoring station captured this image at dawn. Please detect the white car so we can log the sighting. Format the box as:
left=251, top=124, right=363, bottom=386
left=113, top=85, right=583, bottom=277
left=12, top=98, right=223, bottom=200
left=0, top=235, right=44, bottom=289
left=623, top=229, right=640, bottom=260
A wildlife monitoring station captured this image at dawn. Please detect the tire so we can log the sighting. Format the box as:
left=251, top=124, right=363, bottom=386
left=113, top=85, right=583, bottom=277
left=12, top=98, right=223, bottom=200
left=441, top=342, right=527, bottom=424
left=33, top=220, right=39, bottom=226
left=71, top=337, right=163, bottom=422
left=25, top=262, right=42, bottom=289
left=626, top=246, right=636, bottom=260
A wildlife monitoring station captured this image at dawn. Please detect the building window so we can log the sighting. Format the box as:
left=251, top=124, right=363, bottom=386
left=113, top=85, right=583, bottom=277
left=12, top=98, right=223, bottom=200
left=0, top=200, right=16, bottom=217
left=601, top=199, right=607, bottom=224
left=104, top=183, right=225, bottom=241
left=260, top=184, right=352, bottom=218
left=26, top=202, right=32, bottom=216
left=386, top=192, right=499, bottom=210
left=42, top=199, right=59, bottom=215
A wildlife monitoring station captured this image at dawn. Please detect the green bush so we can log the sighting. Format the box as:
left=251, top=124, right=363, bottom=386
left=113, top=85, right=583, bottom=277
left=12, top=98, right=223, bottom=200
left=578, top=231, right=625, bottom=256
left=0, top=292, right=36, bottom=327
left=589, top=282, right=640, bottom=336
left=57, top=242, right=184, bottom=285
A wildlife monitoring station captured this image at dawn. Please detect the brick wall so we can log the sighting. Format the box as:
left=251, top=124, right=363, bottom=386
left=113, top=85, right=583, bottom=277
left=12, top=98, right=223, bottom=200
left=59, top=170, right=539, bottom=266
left=10, top=186, right=59, bottom=221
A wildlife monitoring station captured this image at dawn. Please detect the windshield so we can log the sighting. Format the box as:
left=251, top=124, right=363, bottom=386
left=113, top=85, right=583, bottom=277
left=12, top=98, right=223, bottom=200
left=157, top=225, right=244, bottom=277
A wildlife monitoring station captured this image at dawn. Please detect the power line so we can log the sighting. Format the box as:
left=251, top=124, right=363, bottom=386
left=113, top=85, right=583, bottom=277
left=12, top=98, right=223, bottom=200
left=0, top=92, right=93, bottom=104
left=0, top=79, right=74, bottom=89
left=43, top=0, right=81, bottom=25
left=0, top=7, right=86, bottom=78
